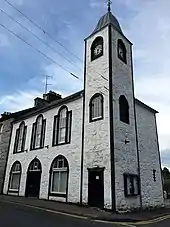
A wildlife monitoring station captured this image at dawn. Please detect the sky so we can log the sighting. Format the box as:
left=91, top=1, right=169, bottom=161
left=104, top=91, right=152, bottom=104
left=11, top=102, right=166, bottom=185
left=0, top=0, right=169, bottom=167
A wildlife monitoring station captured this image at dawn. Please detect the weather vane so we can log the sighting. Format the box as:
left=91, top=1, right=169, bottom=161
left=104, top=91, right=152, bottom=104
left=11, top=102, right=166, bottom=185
left=107, top=0, right=112, bottom=12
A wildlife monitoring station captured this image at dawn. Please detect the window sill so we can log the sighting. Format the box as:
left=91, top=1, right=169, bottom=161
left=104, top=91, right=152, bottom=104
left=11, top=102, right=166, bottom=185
left=49, top=192, right=67, bottom=198
left=52, top=142, right=70, bottom=147
left=125, top=194, right=140, bottom=198
left=118, top=56, right=127, bottom=64
left=8, top=189, right=19, bottom=193
left=13, top=150, right=25, bottom=154
left=30, top=146, right=44, bottom=151
left=90, top=116, right=103, bottom=123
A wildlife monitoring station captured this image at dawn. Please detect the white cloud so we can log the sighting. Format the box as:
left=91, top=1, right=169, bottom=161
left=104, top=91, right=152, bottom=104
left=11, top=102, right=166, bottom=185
left=89, top=0, right=105, bottom=9
left=121, top=0, right=170, bottom=157
left=0, top=90, right=41, bottom=113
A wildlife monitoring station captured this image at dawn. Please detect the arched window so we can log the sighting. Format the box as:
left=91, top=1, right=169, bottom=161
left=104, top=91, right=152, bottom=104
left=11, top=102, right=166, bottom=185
left=8, top=161, right=21, bottom=193
left=91, top=36, right=103, bottom=61
left=13, top=121, right=27, bottom=153
left=28, top=158, right=42, bottom=172
left=30, top=115, right=46, bottom=150
left=49, top=155, right=69, bottom=197
left=52, top=106, right=72, bottom=146
left=117, top=39, right=127, bottom=64
left=119, top=95, right=129, bottom=124
left=89, top=93, right=104, bottom=122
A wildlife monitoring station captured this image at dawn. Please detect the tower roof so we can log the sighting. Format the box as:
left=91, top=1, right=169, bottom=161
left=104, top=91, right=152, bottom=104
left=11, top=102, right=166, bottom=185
left=91, top=11, right=123, bottom=36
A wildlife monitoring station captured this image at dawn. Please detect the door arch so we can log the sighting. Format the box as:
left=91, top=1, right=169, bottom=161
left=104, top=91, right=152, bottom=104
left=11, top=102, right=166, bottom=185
left=25, top=158, right=42, bottom=197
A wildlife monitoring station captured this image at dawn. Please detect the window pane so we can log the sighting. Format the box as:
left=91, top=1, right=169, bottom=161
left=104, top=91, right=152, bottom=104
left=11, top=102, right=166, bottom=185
left=59, top=171, right=67, bottom=193
left=35, top=117, right=43, bottom=148
left=17, top=124, right=24, bottom=151
left=91, top=96, right=102, bottom=120
left=35, top=134, right=41, bottom=148
left=127, top=176, right=133, bottom=195
left=10, top=173, right=20, bottom=190
left=58, top=127, right=66, bottom=143
left=133, top=176, right=139, bottom=195
left=52, top=172, right=59, bottom=192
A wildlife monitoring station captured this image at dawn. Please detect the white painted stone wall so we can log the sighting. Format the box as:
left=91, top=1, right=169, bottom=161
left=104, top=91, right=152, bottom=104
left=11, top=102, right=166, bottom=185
left=111, top=27, right=140, bottom=211
left=83, top=27, right=112, bottom=209
left=136, top=103, right=164, bottom=208
left=3, top=23, right=164, bottom=212
left=3, top=97, right=83, bottom=204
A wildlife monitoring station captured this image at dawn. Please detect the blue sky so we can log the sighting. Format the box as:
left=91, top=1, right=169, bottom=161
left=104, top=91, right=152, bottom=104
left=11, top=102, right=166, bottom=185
left=0, top=0, right=170, bottom=167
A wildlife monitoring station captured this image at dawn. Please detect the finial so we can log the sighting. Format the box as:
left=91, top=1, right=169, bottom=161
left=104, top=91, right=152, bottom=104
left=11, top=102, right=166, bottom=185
left=107, top=0, right=112, bottom=12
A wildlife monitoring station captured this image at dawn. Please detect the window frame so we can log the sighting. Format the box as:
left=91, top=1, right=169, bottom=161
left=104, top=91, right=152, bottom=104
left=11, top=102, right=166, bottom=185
left=52, top=106, right=72, bottom=146
left=49, top=155, right=69, bottom=198
left=119, top=95, right=130, bottom=124
left=124, top=173, right=140, bottom=197
left=89, top=93, right=104, bottom=122
left=8, top=161, right=22, bottom=194
left=30, top=115, right=46, bottom=151
left=91, top=36, right=104, bottom=61
left=117, top=39, right=127, bottom=64
left=13, top=121, right=27, bottom=154
left=28, top=158, right=42, bottom=172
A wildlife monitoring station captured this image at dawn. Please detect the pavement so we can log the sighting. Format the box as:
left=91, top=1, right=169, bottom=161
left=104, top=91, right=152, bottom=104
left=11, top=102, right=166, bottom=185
left=1, top=195, right=170, bottom=225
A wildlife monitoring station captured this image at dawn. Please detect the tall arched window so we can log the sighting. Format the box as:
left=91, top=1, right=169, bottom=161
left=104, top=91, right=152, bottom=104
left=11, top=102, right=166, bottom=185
left=13, top=121, right=27, bottom=153
left=89, top=93, right=104, bottom=122
left=91, top=36, right=103, bottom=61
left=117, top=39, right=127, bottom=64
left=49, top=155, right=69, bottom=197
left=30, top=115, right=46, bottom=150
left=52, top=106, right=72, bottom=146
left=8, top=161, right=21, bottom=193
left=119, top=95, right=129, bottom=124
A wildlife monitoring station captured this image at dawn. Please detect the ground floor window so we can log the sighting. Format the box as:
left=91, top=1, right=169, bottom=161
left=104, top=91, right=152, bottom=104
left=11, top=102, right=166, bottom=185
left=9, top=161, right=21, bottom=193
left=50, top=155, right=69, bottom=197
left=124, top=174, right=140, bottom=196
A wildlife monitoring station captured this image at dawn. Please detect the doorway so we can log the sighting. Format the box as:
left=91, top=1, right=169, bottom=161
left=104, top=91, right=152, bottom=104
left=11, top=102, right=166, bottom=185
left=88, top=167, right=104, bottom=208
left=25, top=159, right=42, bottom=198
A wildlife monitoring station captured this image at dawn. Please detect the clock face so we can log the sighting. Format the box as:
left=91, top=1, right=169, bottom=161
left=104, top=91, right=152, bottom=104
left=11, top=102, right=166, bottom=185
left=94, top=44, right=102, bottom=56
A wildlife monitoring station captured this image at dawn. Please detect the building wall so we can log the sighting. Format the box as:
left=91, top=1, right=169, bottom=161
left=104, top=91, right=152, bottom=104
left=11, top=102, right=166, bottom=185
left=83, top=27, right=112, bottom=209
left=3, top=97, right=83, bottom=203
left=0, top=118, right=13, bottom=193
left=136, top=103, right=164, bottom=208
left=111, top=27, right=140, bottom=211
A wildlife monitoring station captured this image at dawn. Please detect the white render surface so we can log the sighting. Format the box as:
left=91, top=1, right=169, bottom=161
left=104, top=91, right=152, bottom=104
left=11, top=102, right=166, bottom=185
left=3, top=97, right=83, bottom=204
left=83, top=27, right=112, bottom=209
left=136, top=104, right=164, bottom=208
left=111, top=27, right=140, bottom=211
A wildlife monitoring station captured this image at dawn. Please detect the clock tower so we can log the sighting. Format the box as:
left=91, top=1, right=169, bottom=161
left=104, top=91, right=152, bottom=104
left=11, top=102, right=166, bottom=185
left=81, top=4, right=140, bottom=211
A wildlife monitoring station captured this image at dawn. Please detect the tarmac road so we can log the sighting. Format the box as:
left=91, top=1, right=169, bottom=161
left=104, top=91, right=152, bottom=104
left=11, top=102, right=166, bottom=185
left=0, top=200, right=170, bottom=227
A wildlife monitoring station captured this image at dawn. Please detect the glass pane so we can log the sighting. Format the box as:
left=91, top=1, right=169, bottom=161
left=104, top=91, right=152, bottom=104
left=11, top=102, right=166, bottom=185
left=52, top=172, right=59, bottom=192
left=17, top=124, right=24, bottom=151
left=133, top=176, right=139, bottom=195
left=59, top=171, right=67, bottom=193
left=58, top=127, right=66, bottom=143
left=10, top=173, right=20, bottom=190
left=92, top=96, right=102, bottom=119
left=35, top=134, right=41, bottom=148
left=127, top=176, right=133, bottom=195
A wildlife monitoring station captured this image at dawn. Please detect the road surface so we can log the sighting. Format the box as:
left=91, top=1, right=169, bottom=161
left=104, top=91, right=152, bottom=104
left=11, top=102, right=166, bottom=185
left=0, top=200, right=170, bottom=227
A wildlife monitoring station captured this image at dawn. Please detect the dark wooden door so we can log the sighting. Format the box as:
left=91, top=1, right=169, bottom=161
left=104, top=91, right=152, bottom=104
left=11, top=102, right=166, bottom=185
left=88, top=169, right=104, bottom=208
left=25, top=171, right=41, bottom=197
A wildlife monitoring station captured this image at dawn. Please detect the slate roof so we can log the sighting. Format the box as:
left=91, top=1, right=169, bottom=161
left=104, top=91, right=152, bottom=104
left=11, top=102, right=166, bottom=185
left=91, top=11, right=123, bottom=36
